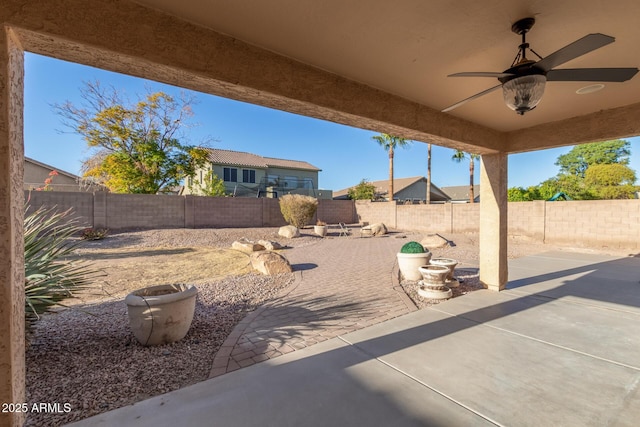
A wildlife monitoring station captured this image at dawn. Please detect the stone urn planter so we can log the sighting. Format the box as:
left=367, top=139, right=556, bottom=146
left=417, top=265, right=453, bottom=300
left=314, top=220, right=328, bottom=237
left=397, top=241, right=431, bottom=281
left=429, top=257, right=459, bottom=287
left=125, top=284, right=198, bottom=346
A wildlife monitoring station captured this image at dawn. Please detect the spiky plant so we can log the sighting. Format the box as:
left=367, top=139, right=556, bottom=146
left=24, top=206, right=103, bottom=322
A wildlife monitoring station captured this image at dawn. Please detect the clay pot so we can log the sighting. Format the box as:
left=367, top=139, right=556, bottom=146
left=125, top=284, right=197, bottom=346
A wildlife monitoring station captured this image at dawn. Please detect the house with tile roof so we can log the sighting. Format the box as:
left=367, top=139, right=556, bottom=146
left=333, top=176, right=450, bottom=202
left=184, top=148, right=329, bottom=198
left=440, top=185, right=480, bottom=203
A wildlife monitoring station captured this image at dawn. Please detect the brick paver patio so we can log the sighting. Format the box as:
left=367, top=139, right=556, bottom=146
left=209, top=231, right=417, bottom=377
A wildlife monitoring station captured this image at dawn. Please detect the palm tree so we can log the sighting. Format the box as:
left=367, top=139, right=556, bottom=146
left=426, top=143, right=432, bottom=204
left=451, top=150, right=480, bottom=203
left=372, top=133, right=411, bottom=201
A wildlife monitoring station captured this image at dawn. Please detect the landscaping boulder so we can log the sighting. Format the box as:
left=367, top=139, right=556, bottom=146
left=278, top=225, right=300, bottom=238
left=362, top=222, right=388, bottom=236
left=421, top=234, right=449, bottom=249
left=258, top=240, right=284, bottom=251
left=250, top=251, right=293, bottom=275
left=232, top=238, right=266, bottom=253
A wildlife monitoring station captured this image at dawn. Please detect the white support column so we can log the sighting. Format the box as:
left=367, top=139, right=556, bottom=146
left=0, top=27, right=26, bottom=427
left=479, top=152, right=508, bottom=291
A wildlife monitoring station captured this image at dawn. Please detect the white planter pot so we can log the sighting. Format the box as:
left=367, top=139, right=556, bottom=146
left=314, top=225, right=328, bottom=237
left=397, top=252, right=432, bottom=281
left=429, top=258, right=458, bottom=281
left=125, top=284, right=198, bottom=346
left=418, top=265, right=450, bottom=285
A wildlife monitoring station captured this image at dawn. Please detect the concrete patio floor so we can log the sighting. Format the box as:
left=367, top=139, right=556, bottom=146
left=68, top=251, right=640, bottom=427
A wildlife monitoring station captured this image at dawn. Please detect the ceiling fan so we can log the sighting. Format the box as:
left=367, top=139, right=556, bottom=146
left=442, top=17, right=639, bottom=115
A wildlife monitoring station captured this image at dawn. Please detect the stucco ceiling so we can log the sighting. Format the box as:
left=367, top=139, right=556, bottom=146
left=132, top=0, right=640, bottom=133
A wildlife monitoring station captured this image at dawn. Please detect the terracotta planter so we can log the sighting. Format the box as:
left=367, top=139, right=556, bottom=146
left=125, top=284, right=198, bottom=346
left=397, top=251, right=432, bottom=281
left=314, top=225, right=328, bottom=237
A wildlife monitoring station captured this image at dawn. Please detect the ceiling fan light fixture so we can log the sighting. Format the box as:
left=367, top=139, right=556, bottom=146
left=502, top=75, right=547, bottom=115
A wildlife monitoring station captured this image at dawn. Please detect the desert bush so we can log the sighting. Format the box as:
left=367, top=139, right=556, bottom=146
left=279, top=194, right=318, bottom=228
left=24, top=206, right=103, bottom=321
left=80, top=227, right=109, bottom=240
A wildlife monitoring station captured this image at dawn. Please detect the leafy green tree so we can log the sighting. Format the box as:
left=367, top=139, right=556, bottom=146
left=371, top=133, right=411, bottom=201
left=508, top=186, right=542, bottom=202
left=55, top=81, right=209, bottom=194
left=584, top=163, right=638, bottom=199
left=451, top=150, right=480, bottom=203
left=188, top=170, right=226, bottom=197
left=348, top=179, right=376, bottom=200
left=555, top=140, right=630, bottom=178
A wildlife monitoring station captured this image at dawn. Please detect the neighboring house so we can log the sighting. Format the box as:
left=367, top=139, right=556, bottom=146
left=333, top=176, right=450, bottom=203
left=24, top=157, right=101, bottom=192
left=185, top=148, right=328, bottom=198
left=441, top=185, right=480, bottom=203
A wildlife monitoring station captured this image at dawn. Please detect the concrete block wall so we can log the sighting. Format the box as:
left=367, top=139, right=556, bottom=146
left=25, top=190, right=94, bottom=227
left=451, top=203, right=479, bottom=233
left=316, top=199, right=356, bottom=225
left=544, top=200, right=640, bottom=250
left=396, top=204, right=452, bottom=233
left=354, top=200, right=396, bottom=227
left=105, top=193, right=185, bottom=229
left=509, top=201, right=545, bottom=241
left=355, top=198, right=640, bottom=250
left=24, top=191, right=356, bottom=230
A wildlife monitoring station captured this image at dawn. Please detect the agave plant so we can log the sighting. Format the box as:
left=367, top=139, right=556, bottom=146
left=24, top=205, right=103, bottom=321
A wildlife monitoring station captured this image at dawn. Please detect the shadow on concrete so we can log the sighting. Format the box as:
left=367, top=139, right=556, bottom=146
left=291, top=262, right=318, bottom=271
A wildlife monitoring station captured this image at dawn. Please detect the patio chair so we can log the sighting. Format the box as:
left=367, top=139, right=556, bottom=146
left=338, top=222, right=351, bottom=237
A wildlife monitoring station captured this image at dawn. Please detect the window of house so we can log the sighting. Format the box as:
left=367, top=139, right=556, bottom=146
left=242, top=169, right=256, bottom=183
left=283, top=176, right=297, bottom=188
left=223, top=167, right=238, bottom=182
left=267, top=174, right=279, bottom=186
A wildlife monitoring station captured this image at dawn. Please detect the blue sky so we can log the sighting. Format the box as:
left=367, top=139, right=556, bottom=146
left=24, top=53, right=640, bottom=192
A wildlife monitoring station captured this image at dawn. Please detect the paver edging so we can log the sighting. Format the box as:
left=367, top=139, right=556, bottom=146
left=208, top=269, right=304, bottom=378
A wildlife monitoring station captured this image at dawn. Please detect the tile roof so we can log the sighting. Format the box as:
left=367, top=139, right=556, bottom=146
left=440, top=185, right=480, bottom=201
left=203, top=148, right=320, bottom=171
left=334, top=176, right=449, bottom=200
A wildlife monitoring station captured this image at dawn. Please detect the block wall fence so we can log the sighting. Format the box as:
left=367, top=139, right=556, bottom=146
left=25, top=191, right=357, bottom=230
left=25, top=192, right=640, bottom=250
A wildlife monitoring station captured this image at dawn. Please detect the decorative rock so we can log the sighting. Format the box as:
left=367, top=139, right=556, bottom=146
left=250, top=251, right=293, bottom=275
left=278, top=225, right=300, bottom=238
left=421, top=234, right=449, bottom=249
left=362, top=222, right=388, bottom=236
left=257, top=240, right=284, bottom=251
left=232, top=238, right=266, bottom=253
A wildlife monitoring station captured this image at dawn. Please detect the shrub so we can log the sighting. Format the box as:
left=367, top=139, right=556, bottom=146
left=80, top=227, right=109, bottom=240
left=316, top=219, right=326, bottom=226
left=400, top=241, right=425, bottom=254
left=279, top=194, right=318, bottom=229
left=24, top=206, right=104, bottom=322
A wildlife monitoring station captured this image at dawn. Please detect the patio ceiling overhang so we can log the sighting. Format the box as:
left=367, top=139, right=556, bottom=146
left=5, top=0, right=640, bottom=155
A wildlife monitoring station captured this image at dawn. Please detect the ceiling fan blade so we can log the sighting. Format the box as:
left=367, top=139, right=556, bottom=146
left=546, top=68, right=639, bottom=82
left=535, top=33, right=615, bottom=72
left=442, top=84, right=503, bottom=113
left=448, top=72, right=514, bottom=78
